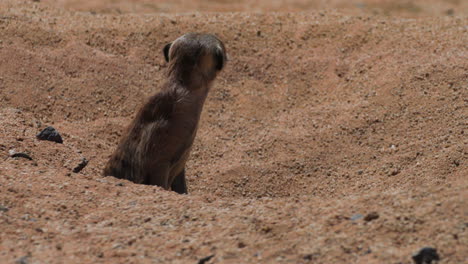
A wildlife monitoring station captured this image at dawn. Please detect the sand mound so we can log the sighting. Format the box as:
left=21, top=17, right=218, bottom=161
left=0, top=0, right=466, bottom=263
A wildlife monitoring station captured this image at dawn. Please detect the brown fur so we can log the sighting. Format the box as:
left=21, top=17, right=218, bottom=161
left=103, top=33, right=227, bottom=194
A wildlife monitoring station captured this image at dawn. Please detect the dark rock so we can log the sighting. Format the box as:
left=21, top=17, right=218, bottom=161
left=303, top=253, right=318, bottom=261
left=364, top=212, right=379, bottom=222
left=0, top=205, right=9, bottom=212
left=9, top=150, right=33, bottom=160
left=390, top=168, right=400, bottom=176
left=445, top=9, right=454, bottom=16
left=412, top=247, right=440, bottom=264
left=36, top=126, right=63, bottom=143
left=198, top=254, right=215, bottom=264
left=73, top=158, right=88, bottom=173
left=15, top=256, right=29, bottom=264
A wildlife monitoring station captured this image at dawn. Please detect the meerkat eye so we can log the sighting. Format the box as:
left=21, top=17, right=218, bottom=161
left=163, top=43, right=172, bottom=62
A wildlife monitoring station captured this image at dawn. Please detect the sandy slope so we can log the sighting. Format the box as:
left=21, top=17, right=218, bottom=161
left=0, top=0, right=467, bottom=263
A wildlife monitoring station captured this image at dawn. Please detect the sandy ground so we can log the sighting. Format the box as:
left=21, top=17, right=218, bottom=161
left=0, top=0, right=467, bottom=263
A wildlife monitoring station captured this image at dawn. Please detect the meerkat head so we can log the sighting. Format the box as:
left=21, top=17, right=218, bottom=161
left=163, top=33, right=227, bottom=83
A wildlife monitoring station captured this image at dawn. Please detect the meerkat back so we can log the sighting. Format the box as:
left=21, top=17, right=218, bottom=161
left=103, top=33, right=227, bottom=194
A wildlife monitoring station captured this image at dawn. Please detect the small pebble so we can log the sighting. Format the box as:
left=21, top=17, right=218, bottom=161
left=364, top=212, right=379, bottom=222
left=412, top=247, right=440, bottom=264
left=350, top=214, right=364, bottom=221
left=390, top=168, right=400, bottom=176
left=73, top=158, right=88, bottom=173
left=303, top=254, right=315, bottom=260
left=36, top=126, right=63, bottom=143
left=0, top=205, right=9, bottom=212
left=198, top=254, right=215, bottom=264
left=238, top=242, right=246, bottom=248
left=15, top=256, right=29, bottom=264
left=9, top=150, right=33, bottom=160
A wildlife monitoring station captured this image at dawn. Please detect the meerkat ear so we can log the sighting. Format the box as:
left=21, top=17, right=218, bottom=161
left=214, top=49, right=225, bottom=71
left=163, top=43, right=172, bottom=62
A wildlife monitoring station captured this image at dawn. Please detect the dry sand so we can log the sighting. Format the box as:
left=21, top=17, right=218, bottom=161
left=0, top=0, right=467, bottom=263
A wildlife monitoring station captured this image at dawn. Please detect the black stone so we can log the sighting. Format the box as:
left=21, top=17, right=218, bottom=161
left=198, top=254, right=215, bottom=264
left=36, top=126, right=63, bottom=143
left=412, top=247, right=440, bottom=264
left=0, top=205, right=9, bottom=212
left=73, top=158, right=88, bottom=173
left=303, top=254, right=317, bottom=261
left=10, top=152, right=33, bottom=160
left=15, top=256, right=29, bottom=264
left=364, top=212, right=379, bottom=222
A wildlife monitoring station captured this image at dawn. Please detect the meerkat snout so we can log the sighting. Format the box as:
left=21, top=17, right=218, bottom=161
left=103, top=33, right=227, bottom=194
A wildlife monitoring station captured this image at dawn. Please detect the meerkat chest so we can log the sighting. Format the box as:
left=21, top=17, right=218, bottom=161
left=168, top=122, right=199, bottom=178
left=166, top=94, right=206, bottom=177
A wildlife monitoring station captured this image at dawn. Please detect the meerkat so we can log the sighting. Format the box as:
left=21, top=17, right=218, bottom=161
left=103, top=33, right=227, bottom=194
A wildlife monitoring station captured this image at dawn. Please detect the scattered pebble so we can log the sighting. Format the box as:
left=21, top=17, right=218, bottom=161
left=9, top=150, right=33, bottom=160
left=36, top=126, right=63, bottom=143
left=0, top=205, right=9, bottom=212
left=73, top=158, right=88, bottom=173
left=350, top=214, right=364, bottom=221
left=303, top=253, right=316, bottom=260
left=198, top=254, right=215, bottom=264
left=364, top=212, right=379, bottom=222
left=412, top=247, right=440, bottom=264
left=15, top=256, right=29, bottom=264
left=390, top=168, right=400, bottom=176
left=112, top=243, right=123, bottom=249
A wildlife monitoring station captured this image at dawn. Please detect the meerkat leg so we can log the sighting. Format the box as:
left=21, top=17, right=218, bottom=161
left=171, top=169, right=188, bottom=194
left=146, top=163, right=171, bottom=189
